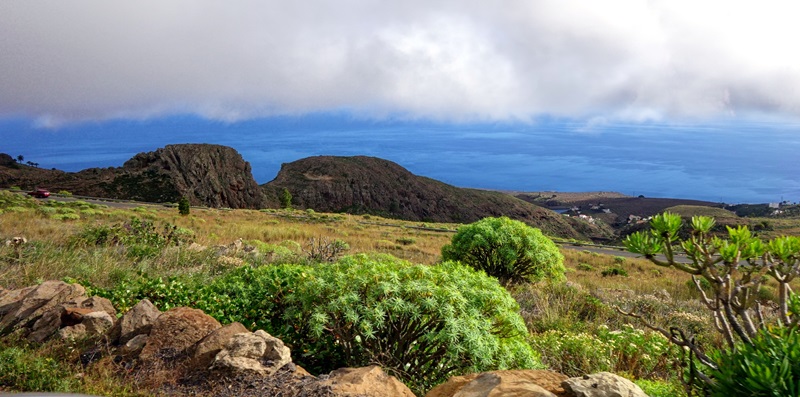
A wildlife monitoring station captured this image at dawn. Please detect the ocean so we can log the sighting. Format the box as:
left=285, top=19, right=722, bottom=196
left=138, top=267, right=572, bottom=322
left=1, top=115, right=798, bottom=204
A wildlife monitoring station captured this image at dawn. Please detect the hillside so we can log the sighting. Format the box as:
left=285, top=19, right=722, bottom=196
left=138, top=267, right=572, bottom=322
left=262, top=156, right=611, bottom=240
left=0, top=144, right=265, bottom=209
left=515, top=191, right=724, bottom=225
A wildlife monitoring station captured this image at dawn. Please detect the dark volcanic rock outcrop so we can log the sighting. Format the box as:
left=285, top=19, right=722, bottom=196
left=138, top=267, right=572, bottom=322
left=263, top=156, right=589, bottom=239
left=0, top=144, right=264, bottom=209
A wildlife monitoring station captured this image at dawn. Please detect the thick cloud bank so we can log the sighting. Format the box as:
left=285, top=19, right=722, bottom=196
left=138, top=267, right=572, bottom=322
left=2, top=0, right=799, bottom=125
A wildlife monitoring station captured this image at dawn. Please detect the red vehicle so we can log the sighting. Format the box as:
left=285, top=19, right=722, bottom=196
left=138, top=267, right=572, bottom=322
left=27, top=188, right=50, bottom=198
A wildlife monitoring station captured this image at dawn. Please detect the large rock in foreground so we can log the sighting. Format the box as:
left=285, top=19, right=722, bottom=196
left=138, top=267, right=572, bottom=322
left=211, top=329, right=292, bottom=376
left=321, top=366, right=416, bottom=397
left=139, top=306, right=221, bottom=362
left=562, top=372, right=649, bottom=397
left=0, top=280, right=86, bottom=335
left=426, top=370, right=567, bottom=397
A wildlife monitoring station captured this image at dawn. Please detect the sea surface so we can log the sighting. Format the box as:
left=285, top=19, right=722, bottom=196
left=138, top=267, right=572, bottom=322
left=1, top=115, right=798, bottom=204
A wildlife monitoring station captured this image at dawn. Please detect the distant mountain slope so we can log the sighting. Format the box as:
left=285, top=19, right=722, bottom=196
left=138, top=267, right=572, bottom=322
left=0, top=144, right=265, bottom=209
left=262, top=156, right=607, bottom=239
left=515, top=192, right=723, bottom=224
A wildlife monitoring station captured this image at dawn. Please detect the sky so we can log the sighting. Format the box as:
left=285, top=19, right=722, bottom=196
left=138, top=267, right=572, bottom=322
left=1, top=1, right=799, bottom=203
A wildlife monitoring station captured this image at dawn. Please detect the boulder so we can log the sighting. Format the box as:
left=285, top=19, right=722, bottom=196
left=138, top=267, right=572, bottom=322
left=109, top=299, right=161, bottom=345
left=322, top=366, right=416, bottom=397
left=58, top=323, right=87, bottom=341
left=139, top=307, right=221, bottom=362
left=212, top=329, right=291, bottom=376
left=120, top=334, right=149, bottom=356
left=190, top=322, right=249, bottom=371
left=426, top=370, right=567, bottom=397
left=562, top=372, right=648, bottom=397
left=27, top=307, right=65, bottom=343
left=0, top=281, right=86, bottom=334
left=0, top=286, right=34, bottom=315
left=82, top=311, right=114, bottom=336
left=78, top=296, right=117, bottom=318
left=57, top=310, right=114, bottom=342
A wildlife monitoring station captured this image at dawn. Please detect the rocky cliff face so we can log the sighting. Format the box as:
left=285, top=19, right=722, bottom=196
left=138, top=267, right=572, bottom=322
left=0, top=144, right=264, bottom=209
left=118, top=144, right=264, bottom=208
left=263, top=156, right=589, bottom=239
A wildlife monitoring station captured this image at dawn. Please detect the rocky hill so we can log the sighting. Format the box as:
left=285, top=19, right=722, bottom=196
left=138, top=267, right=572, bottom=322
left=262, top=156, right=611, bottom=240
left=0, top=144, right=264, bottom=209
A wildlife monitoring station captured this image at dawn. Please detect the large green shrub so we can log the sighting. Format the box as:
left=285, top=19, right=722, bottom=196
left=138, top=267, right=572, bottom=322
left=441, top=216, right=565, bottom=285
left=286, top=254, right=541, bottom=392
left=92, top=254, right=541, bottom=394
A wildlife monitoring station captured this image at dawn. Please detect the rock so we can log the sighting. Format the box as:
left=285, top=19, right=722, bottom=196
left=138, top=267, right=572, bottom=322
left=212, top=329, right=291, bottom=376
left=321, top=366, right=416, bottom=397
left=0, top=281, right=86, bottom=334
left=120, top=144, right=266, bottom=208
left=426, top=370, right=567, bottom=397
left=58, top=323, right=87, bottom=341
left=190, top=322, right=249, bottom=371
left=109, top=299, right=161, bottom=345
left=82, top=311, right=114, bottom=336
left=139, top=307, right=221, bottom=362
left=120, top=334, right=149, bottom=356
left=0, top=286, right=34, bottom=315
left=78, top=296, right=117, bottom=318
left=28, top=307, right=65, bottom=343
left=562, top=372, right=648, bottom=397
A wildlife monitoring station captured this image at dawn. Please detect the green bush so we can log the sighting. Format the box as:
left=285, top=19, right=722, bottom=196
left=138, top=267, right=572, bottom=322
left=178, top=196, right=190, bottom=216
left=286, top=254, right=542, bottom=393
left=441, top=216, right=565, bottom=285
left=601, top=267, right=629, bottom=277
left=530, top=324, right=676, bottom=379
left=710, top=327, right=800, bottom=396
left=93, top=254, right=541, bottom=394
left=73, top=218, right=191, bottom=258
left=577, top=263, right=594, bottom=271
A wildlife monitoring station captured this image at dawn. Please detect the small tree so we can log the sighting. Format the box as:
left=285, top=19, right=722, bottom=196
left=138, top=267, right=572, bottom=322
left=16, top=155, right=23, bottom=163
left=624, top=212, right=800, bottom=395
left=178, top=196, right=190, bottom=216
left=441, top=216, right=565, bottom=285
left=280, top=188, right=292, bottom=209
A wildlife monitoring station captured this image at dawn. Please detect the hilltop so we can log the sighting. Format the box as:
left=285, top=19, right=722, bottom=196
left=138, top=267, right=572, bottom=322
left=0, top=145, right=265, bottom=209
left=261, top=156, right=613, bottom=240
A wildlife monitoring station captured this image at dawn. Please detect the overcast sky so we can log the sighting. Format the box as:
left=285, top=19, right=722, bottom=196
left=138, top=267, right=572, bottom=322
left=2, top=1, right=799, bottom=127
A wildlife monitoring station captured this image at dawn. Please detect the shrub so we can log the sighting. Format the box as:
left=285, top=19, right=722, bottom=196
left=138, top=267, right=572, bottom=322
left=441, top=216, right=565, bottom=285
left=94, top=254, right=542, bottom=394
left=280, top=188, right=292, bottom=209
left=178, top=196, right=190, bottom=216
left=710, top=327, right=800, bottom=397
left=285, top=254, right=542, bottom=393
left=530, top=324, right=676, bottom=379
left=577, top=263, right=594, bottom=271
left=396, top=237, right=416, bottom=246
left=73, top=218, right=191, bottom=258
left=56, top=190, right=72, bottom=197
left=601, top=267, right=629, bottom=277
